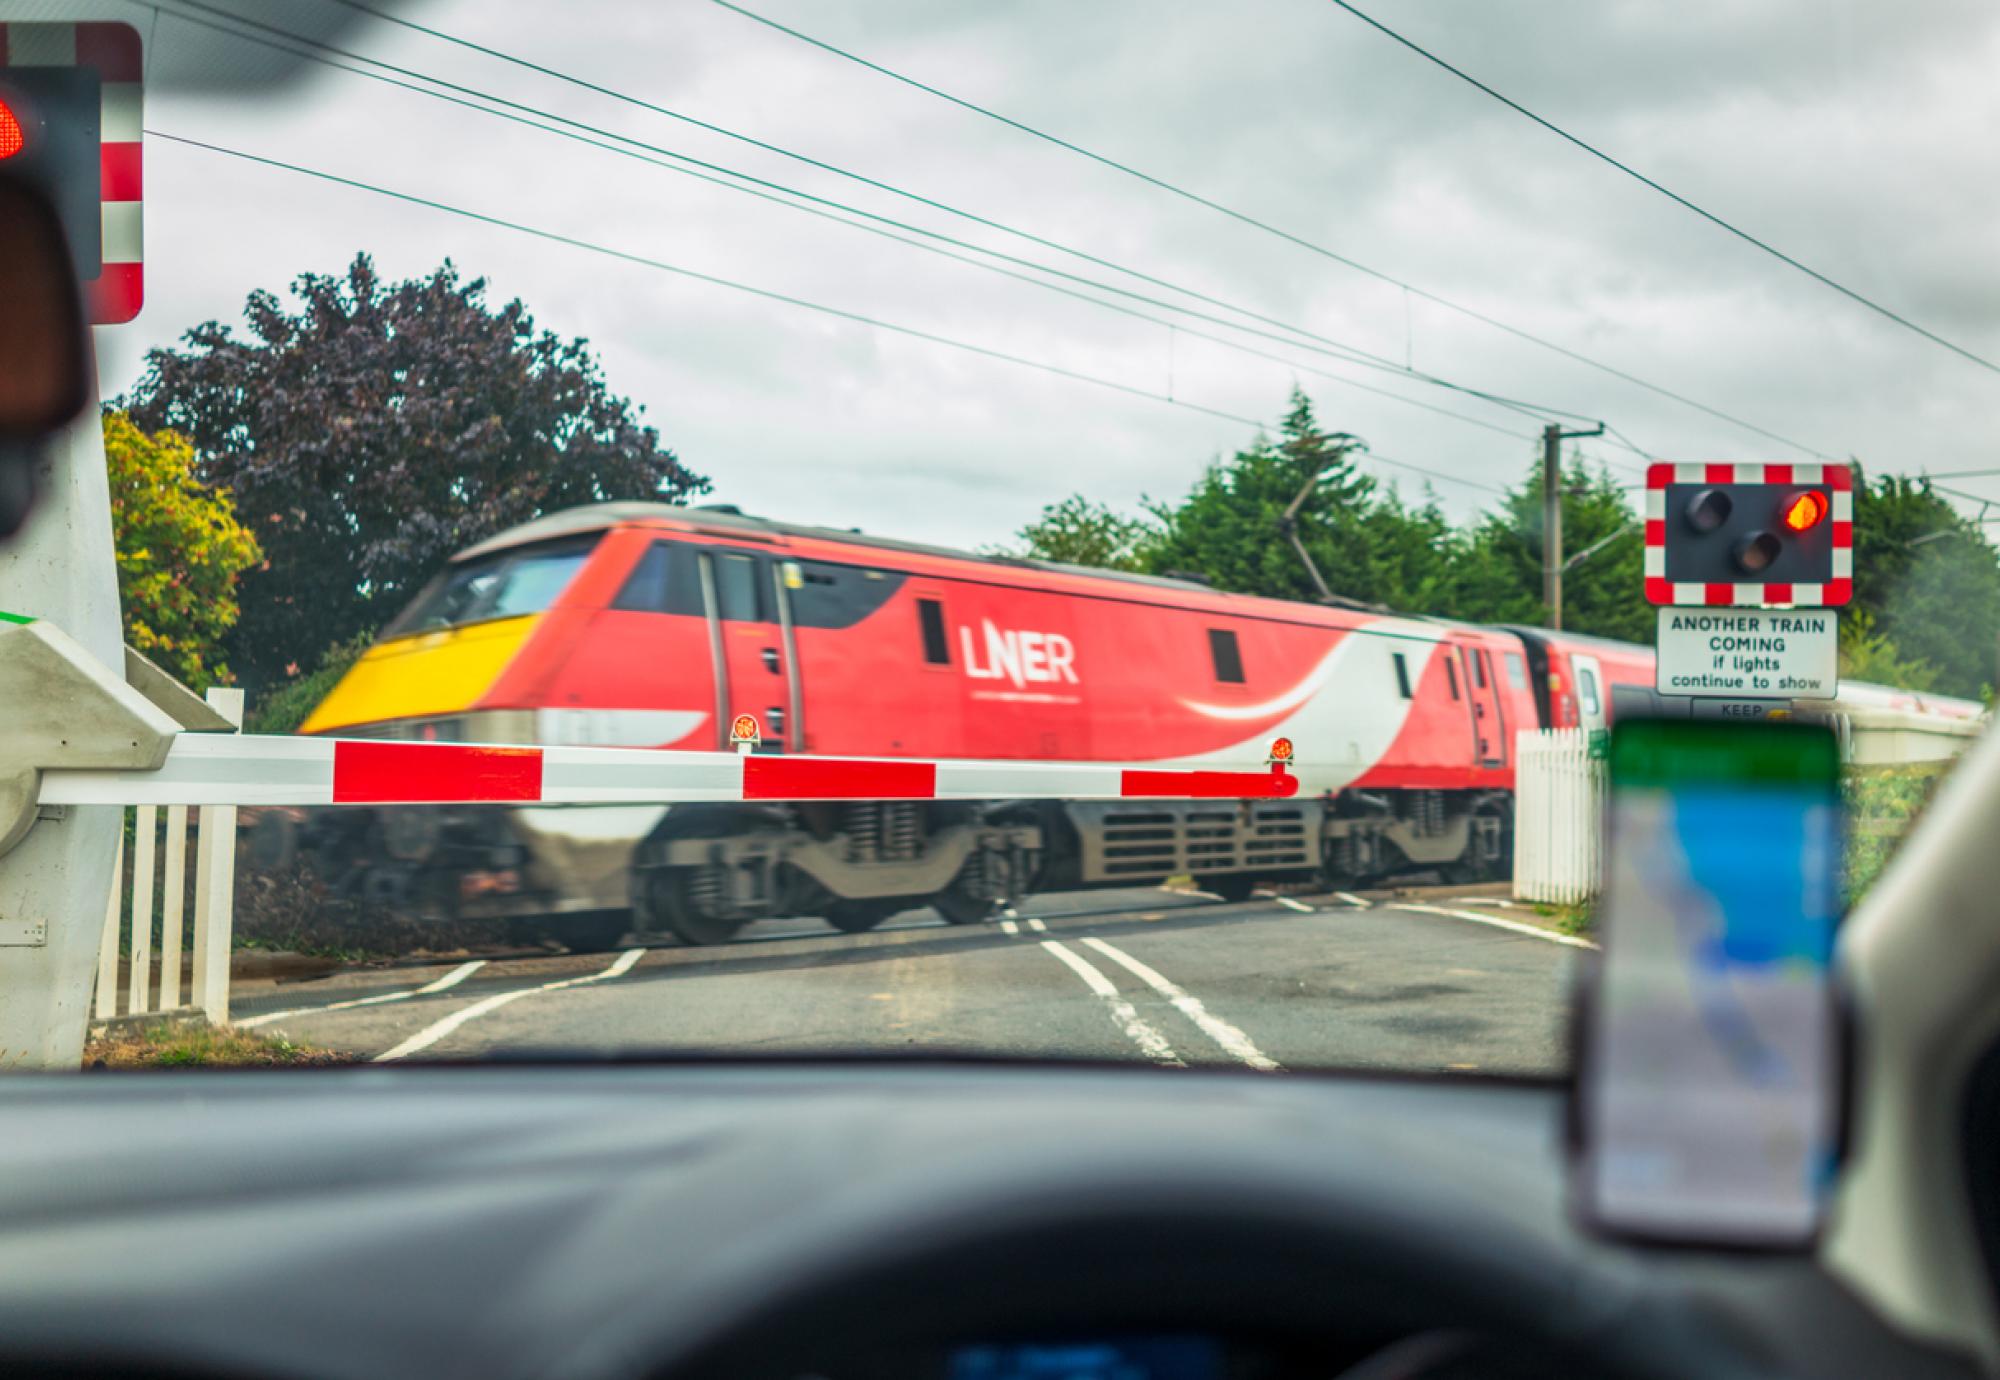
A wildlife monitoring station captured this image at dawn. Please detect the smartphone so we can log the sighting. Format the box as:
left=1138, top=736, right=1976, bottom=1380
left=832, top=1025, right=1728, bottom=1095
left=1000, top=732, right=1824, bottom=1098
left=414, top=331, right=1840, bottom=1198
left=1575, top=718, right=1845, bottom=1248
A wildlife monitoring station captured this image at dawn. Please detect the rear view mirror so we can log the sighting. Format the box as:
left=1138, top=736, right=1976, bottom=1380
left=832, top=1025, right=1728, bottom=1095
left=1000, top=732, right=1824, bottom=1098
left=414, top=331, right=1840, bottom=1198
left=0, top=173, right=89, bottom=536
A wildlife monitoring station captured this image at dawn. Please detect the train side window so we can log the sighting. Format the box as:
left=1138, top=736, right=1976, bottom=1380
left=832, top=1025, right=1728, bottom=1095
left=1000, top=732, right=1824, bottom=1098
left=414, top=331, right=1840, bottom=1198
left=1578, top=667, right=1602, bottom=717
left=1391, top=651, right=1412, bottom=699
left=1504, top=652, right=1527, bottom=690
left=717, top=553, right=767, bottom=622
left=1443, top=656, right=1460, bottom=700
left=1208, top=629, right=1245, bottom=683
left=1471, top=650, right=1488, bottom=688
left=917, top=598, right=950, bottom=665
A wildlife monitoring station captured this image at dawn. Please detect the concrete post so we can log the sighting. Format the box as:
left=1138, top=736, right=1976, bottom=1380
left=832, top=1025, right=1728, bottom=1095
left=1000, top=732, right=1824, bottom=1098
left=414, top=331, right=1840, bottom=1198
left=0, top=407, right=123, bottom=1069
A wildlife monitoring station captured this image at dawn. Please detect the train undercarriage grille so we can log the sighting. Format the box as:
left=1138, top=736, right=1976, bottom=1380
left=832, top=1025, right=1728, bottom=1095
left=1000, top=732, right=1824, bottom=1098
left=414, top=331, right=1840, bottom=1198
left=1070, top=802, right=1316, bottom=883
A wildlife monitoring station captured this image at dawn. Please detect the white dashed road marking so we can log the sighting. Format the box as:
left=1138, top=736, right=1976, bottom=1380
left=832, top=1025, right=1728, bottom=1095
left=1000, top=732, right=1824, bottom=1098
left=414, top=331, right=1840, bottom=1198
left=235, top=960, right=487, bottom=1031
left=373, top=948, right=647, bottom=1063
left=1334, top=892, right=1370, bottom=909
left=1271, top=895, right=1314, bottom=914
left=1079, top=937, right=1281, bottom=1072
left=998, top=919, right=1020, bottom=935
left=1037, top=940, right=1184, bottom=1067
left=1025, top=917, right=1048, bottom=933
left=1397, top=904, right=1599, bottom=950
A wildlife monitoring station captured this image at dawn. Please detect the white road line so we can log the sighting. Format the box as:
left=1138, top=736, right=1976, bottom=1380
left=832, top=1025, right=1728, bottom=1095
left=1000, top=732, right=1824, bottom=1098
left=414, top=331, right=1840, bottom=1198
left=234, top=960, right=487, bottom=1030
left=1396, top=904, right=1599, bottom=951
left=1038, top=940, right=1184, bottom=1067
left=999, top=919, right=1020, bottom=935
left=373, top=949, right=646, bottom=1063
left=1079, top=937, right=1282, bottom=1072
left=1334, top=892, right=1370, bottom=909
left=1271, top=895, right=1315, bottom=914
left=1025, top=917, right=1048, bottom=933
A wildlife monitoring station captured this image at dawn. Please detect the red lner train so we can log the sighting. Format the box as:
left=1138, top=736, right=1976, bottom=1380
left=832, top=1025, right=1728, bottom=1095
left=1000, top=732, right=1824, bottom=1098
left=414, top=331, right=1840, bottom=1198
left=285, top=502, right=1660, bottom=946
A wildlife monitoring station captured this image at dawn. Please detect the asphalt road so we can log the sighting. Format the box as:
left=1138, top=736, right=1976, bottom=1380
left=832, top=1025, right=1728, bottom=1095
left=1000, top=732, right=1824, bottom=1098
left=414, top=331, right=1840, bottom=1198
left=230, top=887, right=1590, bottom=1075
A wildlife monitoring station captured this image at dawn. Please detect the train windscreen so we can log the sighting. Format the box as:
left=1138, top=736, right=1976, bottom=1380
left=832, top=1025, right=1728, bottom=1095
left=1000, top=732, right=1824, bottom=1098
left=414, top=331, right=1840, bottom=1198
left=386, top=536, right=599, bottom=637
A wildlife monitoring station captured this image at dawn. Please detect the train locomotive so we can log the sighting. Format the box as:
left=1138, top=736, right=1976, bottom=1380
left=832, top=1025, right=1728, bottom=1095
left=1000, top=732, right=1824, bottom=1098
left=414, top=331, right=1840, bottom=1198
left=275, top=501, right=1949, bottom=947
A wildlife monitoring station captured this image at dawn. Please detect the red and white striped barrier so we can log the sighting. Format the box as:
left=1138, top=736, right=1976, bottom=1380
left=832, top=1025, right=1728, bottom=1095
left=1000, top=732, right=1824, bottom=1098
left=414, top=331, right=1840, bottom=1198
left=37, top=733, right=1299, bottom=807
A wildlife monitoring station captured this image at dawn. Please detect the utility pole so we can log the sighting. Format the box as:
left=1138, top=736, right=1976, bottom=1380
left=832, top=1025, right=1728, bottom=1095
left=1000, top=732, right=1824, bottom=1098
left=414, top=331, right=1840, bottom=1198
left=1541, top=421, right=1607, bottom=630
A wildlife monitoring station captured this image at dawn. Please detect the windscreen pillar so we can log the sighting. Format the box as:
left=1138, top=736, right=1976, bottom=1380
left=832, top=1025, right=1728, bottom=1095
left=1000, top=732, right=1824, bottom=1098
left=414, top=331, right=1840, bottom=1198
left=0, top=408, right=144, bottom=1069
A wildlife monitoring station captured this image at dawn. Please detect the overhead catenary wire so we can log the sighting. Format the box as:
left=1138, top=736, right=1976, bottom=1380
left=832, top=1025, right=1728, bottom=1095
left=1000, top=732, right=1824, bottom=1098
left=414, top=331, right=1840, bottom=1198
left=148, top=2, right=1562, bottom=455
left=704, top=0, right=1836, bottom=457
left=146, top=130, right=1513, bottom=500
left=1322, top=0, right=2000, bottom=379
left=165, top=0, right=1607, bottom=434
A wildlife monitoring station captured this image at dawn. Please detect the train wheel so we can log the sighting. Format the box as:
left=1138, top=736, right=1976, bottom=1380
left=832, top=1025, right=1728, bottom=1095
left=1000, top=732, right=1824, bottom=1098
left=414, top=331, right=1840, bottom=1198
left=1205, top=873, right=1259, bottom=903
left=640, top=868, right=745, bottom=947
left=825, top=900, right=900, bottom=934
left=552, top=910, right=633, bottom=954
left=931, top=888, right=998, bottom=925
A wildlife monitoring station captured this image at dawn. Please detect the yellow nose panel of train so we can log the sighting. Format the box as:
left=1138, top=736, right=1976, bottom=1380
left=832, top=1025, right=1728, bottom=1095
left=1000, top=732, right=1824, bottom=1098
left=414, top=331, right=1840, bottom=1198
left=298, top=615, right=540, bottom=735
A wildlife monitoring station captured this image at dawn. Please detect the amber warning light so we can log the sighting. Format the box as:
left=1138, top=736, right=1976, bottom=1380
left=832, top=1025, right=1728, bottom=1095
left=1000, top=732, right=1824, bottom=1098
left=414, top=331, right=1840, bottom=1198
left=729, top=714, right=761, bottom=755
left=1267, top=737, right=1295, bottom=769
left=1781, top=490, right=1829, bottom=534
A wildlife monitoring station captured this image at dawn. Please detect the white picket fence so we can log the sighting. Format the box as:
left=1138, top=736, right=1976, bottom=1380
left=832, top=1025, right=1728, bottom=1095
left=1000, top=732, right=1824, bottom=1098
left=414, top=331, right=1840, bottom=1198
left=1512, top=728, right=1606, bottom=905
left=92, top=688, right=243, bottom=1025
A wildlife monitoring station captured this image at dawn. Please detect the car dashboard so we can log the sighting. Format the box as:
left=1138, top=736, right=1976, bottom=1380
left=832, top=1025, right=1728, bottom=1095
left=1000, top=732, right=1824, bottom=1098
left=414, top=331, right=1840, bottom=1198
left=0, top=1063, right=1981, bottom=1380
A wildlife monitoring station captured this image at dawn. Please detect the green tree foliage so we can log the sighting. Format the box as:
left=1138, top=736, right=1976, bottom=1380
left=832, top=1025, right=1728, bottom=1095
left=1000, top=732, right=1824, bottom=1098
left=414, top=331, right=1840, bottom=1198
left=1849, top=472, right=2000, bottom=698
left=1838, top=608, right=1938, bottom=692
left=103, top=410, right=263, bottom=690
left=123, top=254, right=707, bottom=688
left=1434, top=455, right=1651, bottom=643
left=1141, top=389, right=1455, bottom=609
left=245, top=631, right=375, bottom=735
left=1004, top=494, right=1156, bottom=571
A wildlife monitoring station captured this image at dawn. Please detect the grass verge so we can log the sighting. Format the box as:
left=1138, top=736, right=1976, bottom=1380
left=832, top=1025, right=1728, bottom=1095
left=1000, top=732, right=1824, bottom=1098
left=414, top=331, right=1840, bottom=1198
left=86, top=1022, right=350, bottom=1070
left=1531, top=902, right=1594, bottom=938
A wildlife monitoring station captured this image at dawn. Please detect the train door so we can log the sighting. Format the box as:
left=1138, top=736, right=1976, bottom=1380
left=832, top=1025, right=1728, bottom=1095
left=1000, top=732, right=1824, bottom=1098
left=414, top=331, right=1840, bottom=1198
left=1463, top=643, right=1507, bottom=766
left=701, top=548, right=794, bottom=752
left=1571, top=653, right=1608, bottom=732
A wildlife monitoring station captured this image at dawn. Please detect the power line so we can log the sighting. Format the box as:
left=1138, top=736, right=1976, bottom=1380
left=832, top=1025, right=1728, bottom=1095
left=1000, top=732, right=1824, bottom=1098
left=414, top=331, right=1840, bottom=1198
left=151, top=2, right=1561, bottom=452
left=1323, top=0, right=2000, bottom=379
left=169, top=0, right=1602, bottom=433
left=704, top=0, right=1835, bottom=456
left=146, top=130, right=1513, bottom=500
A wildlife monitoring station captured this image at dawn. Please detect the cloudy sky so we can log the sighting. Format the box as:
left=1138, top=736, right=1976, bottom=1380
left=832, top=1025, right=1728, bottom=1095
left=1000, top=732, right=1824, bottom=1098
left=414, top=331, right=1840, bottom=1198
left=24, top=0, right=2000, bottom=548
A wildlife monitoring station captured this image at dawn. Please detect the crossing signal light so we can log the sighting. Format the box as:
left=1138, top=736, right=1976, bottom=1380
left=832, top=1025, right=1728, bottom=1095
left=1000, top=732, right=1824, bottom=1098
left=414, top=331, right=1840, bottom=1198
left=1645, top=464, right=1851, bottom=606
left=0, top=96, right=23, bottom=160
left=1781, top=490, right=1828, bottom=534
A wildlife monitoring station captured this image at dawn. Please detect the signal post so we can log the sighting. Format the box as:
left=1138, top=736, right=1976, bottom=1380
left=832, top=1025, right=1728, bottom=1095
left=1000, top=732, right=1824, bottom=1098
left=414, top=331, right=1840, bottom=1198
left=0, top=22, right=146, bottom=1067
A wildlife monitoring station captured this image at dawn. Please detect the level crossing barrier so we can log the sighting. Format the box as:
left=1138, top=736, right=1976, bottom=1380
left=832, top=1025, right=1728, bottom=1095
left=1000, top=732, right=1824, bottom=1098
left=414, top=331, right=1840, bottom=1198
left=1512, top=728, right=1605, bottom=906
left=67, top=713, right=1295, bottom=1027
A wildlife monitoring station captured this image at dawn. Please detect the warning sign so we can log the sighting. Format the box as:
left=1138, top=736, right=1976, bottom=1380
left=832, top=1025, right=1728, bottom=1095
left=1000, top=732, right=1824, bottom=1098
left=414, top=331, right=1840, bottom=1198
left=1656, top=607, right=1838, bottom=699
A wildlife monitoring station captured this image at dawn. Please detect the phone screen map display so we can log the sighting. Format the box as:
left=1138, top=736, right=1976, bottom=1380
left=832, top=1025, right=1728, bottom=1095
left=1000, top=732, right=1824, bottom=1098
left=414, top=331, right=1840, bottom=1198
left=1583, top=722, right=1842, bottom=1245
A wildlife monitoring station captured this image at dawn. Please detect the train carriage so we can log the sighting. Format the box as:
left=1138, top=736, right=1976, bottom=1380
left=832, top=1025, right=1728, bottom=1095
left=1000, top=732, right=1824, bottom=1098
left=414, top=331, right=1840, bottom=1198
left=279, top=501, right=1922, bottom=947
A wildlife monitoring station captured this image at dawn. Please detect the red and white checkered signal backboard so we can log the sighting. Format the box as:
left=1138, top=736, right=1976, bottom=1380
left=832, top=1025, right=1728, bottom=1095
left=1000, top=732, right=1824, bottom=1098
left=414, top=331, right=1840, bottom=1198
left=1644, top=462, right=1852, bottom=607
left=0, top=21, right=143, bottom=324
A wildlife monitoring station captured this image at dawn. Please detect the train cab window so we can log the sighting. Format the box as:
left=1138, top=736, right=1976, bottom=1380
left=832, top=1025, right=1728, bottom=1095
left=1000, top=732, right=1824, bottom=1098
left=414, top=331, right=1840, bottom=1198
left=1391, top=651, right=1412, bottom=699
left=716, top=553, right=768, bottom=622
left=917, top=598, right=950, bottom=665
left=1504, top=652, right=1527, bottom=690
left=1208, top=629, right=1244, bottom=683
left=388, top=535, right=598, bottom=635
left=1444, top=656, right=1460, bottom=700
